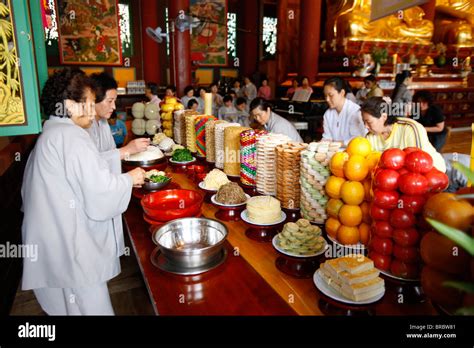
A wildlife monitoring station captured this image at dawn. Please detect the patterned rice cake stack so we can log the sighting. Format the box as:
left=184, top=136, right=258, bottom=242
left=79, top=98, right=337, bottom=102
left=256, top=134, right=291, bottom=196
left=215, top=122, right=240, bottom=169
left=173, top=110, right=185, bottom=145
left=205, top=120, right=226, bottom=163
left=300, top=142, right=341, bottom=224
left=239, top=129, right=268, bottom=186
left=276, top=142, right=308, bottom=210
left=224, top=126, right=251, bottom=176
left=185, top=113, right=199, bottom=153
left=195, top=115, right=216, bottom=158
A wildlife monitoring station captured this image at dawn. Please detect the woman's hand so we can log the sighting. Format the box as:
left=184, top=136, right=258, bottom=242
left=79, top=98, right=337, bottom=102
left=127, top=167, right=146, bottom=187
left=120, top=138, right=150, bottom=160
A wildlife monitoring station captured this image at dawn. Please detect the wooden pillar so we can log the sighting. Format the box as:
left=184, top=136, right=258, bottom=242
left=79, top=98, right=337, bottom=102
left=298, top=0, right=322, bottom=83
left=141, top=0, right=161, bottom=83
left=276, top=0, right=289, bottom=84
left=169, top=0, right=191, bottom=96
left=237, top=0, right=259, bottom=79
left=419, top=0, right=436, bottom=22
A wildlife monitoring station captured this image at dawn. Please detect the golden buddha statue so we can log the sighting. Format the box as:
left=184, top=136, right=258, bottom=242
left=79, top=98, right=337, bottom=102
left=434, top=0, right=474, bottom=45
left=326, top=0, right=434, bottom=44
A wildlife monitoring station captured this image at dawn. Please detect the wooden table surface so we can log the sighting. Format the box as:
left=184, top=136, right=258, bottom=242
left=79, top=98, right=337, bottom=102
left=124, top=170, right=438, bottom=316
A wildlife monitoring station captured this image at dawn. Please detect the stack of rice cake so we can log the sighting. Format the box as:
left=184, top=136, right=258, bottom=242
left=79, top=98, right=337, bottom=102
left=276, top=142, right=307, bottom=209
left=256, top=134, right=290, bottom=196
left=319, top=255, right=385, bottom=302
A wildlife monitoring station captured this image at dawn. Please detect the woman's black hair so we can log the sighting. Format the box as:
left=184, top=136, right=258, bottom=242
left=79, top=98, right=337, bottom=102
left=249, top=97, right=272, bottom=112
left=184, top=85, right=194, bottom=94
left=361, top=97, right=398, bottom=125
left=146, top=82, right=158, bottom=95
left=187, top=99, right=198, bottom=108
left=323, top=76, right=346, bottom=94
left=343, top=79, right=353, bottom=95
left=236, top=97, right=246, bottom=106
left=198, top=87, right=208, bottom=93
left=391, top=70, right=411, bottom=101
left=166, top=85, right=176, bottom=93
left=363, top=74, right=377, bottom=83
left=90, top=72, right=118, bottom=103
left=223, top=95, right=233, bottom=103
left=40, top=67, right=94, bottom=118
left=413, top=90, right=434, bottom=105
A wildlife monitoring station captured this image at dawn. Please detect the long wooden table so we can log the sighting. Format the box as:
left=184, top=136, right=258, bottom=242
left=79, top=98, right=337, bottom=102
left=124, top=171, right=438, bottom=316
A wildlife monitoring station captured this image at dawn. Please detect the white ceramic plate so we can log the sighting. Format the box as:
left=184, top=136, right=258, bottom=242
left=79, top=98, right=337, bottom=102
left=272, top=234, right=328, bottom=258
left=313, top=269, right=385, bottom=305
left=198, top=181, right=218, bottom=191
left=169, top=157, right=196, bottom=164
left=240, top=209, right=287, bottom=226
left=211, top=194, right=250, bottom=207
left=326, top=233, right=367, bottom=251
left=378, top=269, right=420, bottom=282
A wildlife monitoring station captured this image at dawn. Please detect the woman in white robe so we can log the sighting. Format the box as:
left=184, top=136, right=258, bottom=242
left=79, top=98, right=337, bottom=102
left=21, top=68, right=145, bottom=315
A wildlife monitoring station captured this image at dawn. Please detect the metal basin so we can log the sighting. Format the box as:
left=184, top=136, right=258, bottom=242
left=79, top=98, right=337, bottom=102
left=152, top=218, right=228, bottom=269
left=143, top=177, right=171, bottom=191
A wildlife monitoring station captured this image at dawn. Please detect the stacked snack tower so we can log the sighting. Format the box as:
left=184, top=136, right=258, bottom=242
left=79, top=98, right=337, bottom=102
left=205, top=120, right=226, bottom=163
left=223, top=126, right=251, bottom=177
left=300, top=141, right=341, bottom=224
left=214, top=122, right=239, bottom=169
left=174, top=110, right=197, bottom=145
left=324, top=137, right=379, bottom=247
left=276, top=142, right=308, bottom=210
left=185, top=113, right=199, bottom=153
left=195, top=115, right=217, bottom=158
left=240, top=129, right=268, bottom=186
left=368, top=147, right=449, bottom=280
left=160, top=97, right=183, bottom=138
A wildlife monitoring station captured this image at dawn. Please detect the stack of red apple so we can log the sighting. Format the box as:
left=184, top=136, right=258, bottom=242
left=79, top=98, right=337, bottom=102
left=369, top=147, right=449, bottom=280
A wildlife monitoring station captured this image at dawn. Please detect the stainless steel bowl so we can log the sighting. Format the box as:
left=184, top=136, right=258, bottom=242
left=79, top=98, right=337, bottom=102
left=152, top=218, right=228, bottom=268
left=143, top=177, right=171, bottom=191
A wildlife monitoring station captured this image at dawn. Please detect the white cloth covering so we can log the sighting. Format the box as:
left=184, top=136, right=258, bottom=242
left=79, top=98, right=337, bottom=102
left=34, top=283, right=114, bottom=315
left=21, top=116, right=132, bottom=290
left=322, top=98, right=368, bottom=145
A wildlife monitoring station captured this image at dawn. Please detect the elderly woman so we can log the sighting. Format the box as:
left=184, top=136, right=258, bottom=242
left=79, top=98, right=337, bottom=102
left=21, top=68, right=145, bottom=315
left=361, top=97, right=445, bottom=172
left=322, top=77, right=367, bottom=145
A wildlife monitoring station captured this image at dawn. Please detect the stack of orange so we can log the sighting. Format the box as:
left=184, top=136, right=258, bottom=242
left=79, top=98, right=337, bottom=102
left=325, top=137, right=381, bottom=246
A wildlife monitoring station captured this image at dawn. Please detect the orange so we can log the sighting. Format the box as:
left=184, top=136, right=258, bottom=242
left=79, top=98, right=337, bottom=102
left=359, top=222, right=371, bottom=245
left=344, top=154, right=369, bottom=181
left=360, top=201, right=371, bottom=224
left=326, top=198, right=344, bottom=218
left=337, top=225, right=360, bottom=245
left=325, top=176, right=346, bottom=199
left=325, top=217, right=341, bottom=238
left=362, top=178, right=372, bottom=202
left=346, top=137, right=372, bottom=157
left=340, top=181, right=365, bottom=205
left=329, top=152, right=349, bottom=178
left=338, top=204, right=362, bottom=227
left=366, top=151, right=382, bottom=172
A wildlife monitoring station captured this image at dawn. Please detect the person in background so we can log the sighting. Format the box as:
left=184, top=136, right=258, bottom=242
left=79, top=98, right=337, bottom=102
left=355, top=83, right=369, bottom=105
left=257, top=78, right=271, bottom=100
left=108, top=112, right=127, bottom=147
left=249, top=97, right=303, bottom=142
left=286, top=78, right=299, bottom=99
left=235, top=97, right=250, bottom=126
left=218, top=95, right=238, bottom=122
left=89, top=72, right=149, bottom=165
left=361, top=97, right=445, bottom=172
left=210, top=82, right=223, bottom=116
left=165, top=85, right=177, bottom=98
left=229, top=90, right=237, bottom=103
left=242, top=76, right=257, bottom=104
left=363, top=74, right=384, bottom=99
left=232, top=79, right=244, bottom=98
left=391, top=70, right=413, bottom=116
left=322, top=77, right=367, bottom=145
left=188, top=99, right=199, bottom=112
left=181, top=85, right=197, bottom=109
left=442, top=153, right=470, bottom=192
left=297, top=76, right=314, bottom=95
left=413, top=90, right=448, bottom=151
left=196, top=87, right=207, bottom=113
left=145, top=82, right=161, bottom=108
left=21, top=68, right=145, bottom=315
left=343, top=79, right=357, bottom=104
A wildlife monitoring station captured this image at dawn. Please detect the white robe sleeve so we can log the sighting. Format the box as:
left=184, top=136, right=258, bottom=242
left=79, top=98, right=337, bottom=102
left=322, top=111, right=333, bottom=140
left=65, top=138, right=133, bottom=222
left=347, top=110, right=368, bottom=145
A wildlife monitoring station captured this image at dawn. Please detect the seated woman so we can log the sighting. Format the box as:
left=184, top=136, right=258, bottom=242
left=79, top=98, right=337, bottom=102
left=322, top=77, right=367, bottom=145
left=413, top=90, right=448, bottom=152
left=21, top=68, right=145, bottom=315
left=286, top=78, right=299, bottom=99
left=391, top=71, right=413, bottom=116
left=361, top=97, right=446, bottom=172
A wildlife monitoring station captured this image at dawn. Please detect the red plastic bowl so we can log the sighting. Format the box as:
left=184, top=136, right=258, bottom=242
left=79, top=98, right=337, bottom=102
left=141, top=189, right=204, bottom=222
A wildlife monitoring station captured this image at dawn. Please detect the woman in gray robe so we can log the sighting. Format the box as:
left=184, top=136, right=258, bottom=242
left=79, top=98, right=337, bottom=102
left=21, top=68, right=145, bottom=315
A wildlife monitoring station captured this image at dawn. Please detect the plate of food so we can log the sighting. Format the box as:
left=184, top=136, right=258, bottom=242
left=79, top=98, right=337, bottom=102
left=241, top=196, right=286, bottom=226
left=313, top=255, right=385, bottom=305
left=211, top=182, right=249, bottom=207
left=272, top=219, right=327, bottom=258
left=169, top=148, right=195, bottom=164
left=144, top=170, right=171, bottom=191
left=199, top=169, right=230, bottom=191
left=123, top=146, right=166, bottom=166
left=241, top=209, right=286, bottom=226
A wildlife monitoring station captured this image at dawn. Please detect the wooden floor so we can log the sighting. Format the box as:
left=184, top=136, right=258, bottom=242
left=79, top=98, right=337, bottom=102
left=8, top=130, right=472, bottom=316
